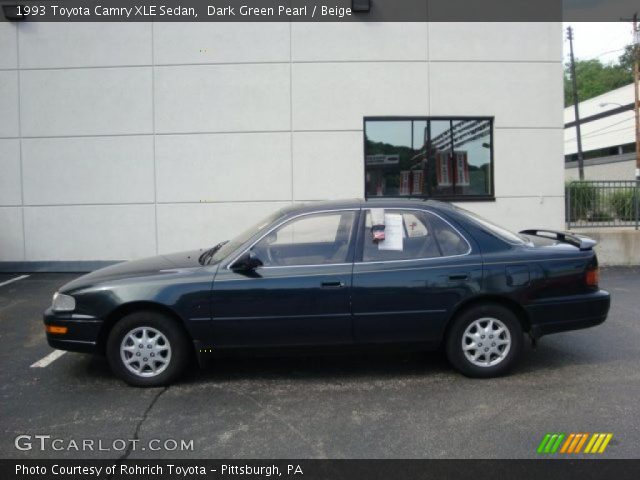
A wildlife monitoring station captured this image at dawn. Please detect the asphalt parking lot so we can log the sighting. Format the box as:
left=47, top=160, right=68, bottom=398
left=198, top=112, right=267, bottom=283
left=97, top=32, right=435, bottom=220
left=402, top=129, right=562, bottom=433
left=1, top=268, right=639, bottom=459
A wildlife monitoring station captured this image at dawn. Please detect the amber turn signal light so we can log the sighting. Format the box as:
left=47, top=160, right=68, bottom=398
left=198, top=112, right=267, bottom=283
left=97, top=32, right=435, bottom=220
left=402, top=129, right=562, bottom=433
left=585, top=267, right=599, bottom=287
left=45, top=325, right=68, bottom=335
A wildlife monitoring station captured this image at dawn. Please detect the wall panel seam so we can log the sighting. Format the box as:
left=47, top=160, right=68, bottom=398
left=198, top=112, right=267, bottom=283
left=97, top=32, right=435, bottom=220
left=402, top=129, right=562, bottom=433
left=0, top=59, right=561, bottom=73
left=151, top=22, right=159, bottom=255
left=17, top=196, right=565, bottom=209
left=289, top=21, right=294, bottom=205
left=0, top=126, right=563, bottom=142
left=16, top=25, right=26, bottom=261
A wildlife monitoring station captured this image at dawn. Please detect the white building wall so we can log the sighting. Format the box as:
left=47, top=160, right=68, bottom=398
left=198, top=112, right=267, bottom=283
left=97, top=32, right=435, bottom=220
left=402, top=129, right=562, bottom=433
left=0, top=22, right=563, bottom=263
left=564, top=83, right=635, bottom=155
left=566, top=159, right=636, bottom=182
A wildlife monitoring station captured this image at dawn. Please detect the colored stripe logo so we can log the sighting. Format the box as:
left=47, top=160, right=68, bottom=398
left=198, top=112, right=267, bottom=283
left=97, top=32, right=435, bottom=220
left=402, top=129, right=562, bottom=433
left=537, top=433, right=613, bottom=454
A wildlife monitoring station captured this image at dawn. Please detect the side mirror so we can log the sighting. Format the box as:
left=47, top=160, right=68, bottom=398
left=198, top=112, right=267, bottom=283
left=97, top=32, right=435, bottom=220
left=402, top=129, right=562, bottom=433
left=231, top=250, right=263, bottom=272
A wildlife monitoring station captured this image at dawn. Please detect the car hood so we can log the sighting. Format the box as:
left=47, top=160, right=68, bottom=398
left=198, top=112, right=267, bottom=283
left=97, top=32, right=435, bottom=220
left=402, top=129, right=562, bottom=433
left=60, top=249, right=205, bottom=292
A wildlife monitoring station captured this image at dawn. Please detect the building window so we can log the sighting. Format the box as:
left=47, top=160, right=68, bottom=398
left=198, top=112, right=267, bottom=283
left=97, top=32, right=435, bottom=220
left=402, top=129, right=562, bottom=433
left=364, top=117, right=494, bottom=200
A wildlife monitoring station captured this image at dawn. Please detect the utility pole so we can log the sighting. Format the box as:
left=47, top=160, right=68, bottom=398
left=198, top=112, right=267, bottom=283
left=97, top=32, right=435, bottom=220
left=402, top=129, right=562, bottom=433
left=632, top=14, right=640, bottom=230
left=567, top=26, right=585, bottom=180
left=633, top=14, right=640, bottom=181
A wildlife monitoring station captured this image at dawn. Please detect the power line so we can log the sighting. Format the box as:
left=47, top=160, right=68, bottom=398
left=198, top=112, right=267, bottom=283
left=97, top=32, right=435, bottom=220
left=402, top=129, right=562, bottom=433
left=593, top=47, right=627, bottom=58
left=565, top=125, right=634, bottom=143
left=564, top=115, right=634, bottom=142
left=566, top=47, right=627, bottom=62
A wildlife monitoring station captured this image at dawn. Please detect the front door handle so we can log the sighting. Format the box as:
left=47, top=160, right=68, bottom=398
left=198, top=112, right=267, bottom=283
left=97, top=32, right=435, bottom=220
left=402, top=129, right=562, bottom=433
left=448, top=274, right=468, bottom=281
left=321, top=281, right=345, bottom=288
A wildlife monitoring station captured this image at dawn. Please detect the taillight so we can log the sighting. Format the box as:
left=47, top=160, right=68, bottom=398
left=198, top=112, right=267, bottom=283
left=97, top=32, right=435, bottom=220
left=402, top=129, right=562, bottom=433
left=585, top=267, right=599, bottom=287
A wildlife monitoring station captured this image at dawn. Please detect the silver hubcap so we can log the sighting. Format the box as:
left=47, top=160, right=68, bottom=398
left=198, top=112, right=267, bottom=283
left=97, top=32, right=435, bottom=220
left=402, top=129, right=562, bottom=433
left=462, top=317, right=511, bottom=367
left=120, top=327, right=171, bottom=378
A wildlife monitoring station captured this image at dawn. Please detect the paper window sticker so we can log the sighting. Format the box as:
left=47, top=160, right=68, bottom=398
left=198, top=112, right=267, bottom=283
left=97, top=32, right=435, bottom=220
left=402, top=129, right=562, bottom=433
left=370, top=208, right=385, bottom=226
left=378, top=214, right=404, bottom=251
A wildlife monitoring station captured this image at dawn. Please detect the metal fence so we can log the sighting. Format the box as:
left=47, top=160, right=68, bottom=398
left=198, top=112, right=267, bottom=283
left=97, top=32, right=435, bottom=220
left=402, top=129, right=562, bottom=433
left=566, top=180, right=640, bottom=230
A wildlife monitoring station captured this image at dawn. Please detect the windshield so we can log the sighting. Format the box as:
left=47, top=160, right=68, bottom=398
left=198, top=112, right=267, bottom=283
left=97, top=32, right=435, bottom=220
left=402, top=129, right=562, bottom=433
left=203, top=208, right=289, bottom=264
left=454, top=206, right=527, bottom=245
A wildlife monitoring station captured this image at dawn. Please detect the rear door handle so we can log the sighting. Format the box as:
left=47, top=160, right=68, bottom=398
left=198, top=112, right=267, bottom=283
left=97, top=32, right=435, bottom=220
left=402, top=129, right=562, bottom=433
left=321, top=281, right=345, bottom=288
left=448, top=274, right=468, bottom=281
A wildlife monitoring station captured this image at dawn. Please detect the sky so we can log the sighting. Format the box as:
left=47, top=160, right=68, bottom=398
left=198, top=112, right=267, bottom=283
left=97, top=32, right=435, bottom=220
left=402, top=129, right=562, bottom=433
left=562, top=22, right=636, bottom=64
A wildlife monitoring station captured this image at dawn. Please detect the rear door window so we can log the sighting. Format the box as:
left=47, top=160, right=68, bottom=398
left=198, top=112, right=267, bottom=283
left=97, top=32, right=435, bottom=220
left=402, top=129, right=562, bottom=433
left=361, top=209, right=469, bottom=262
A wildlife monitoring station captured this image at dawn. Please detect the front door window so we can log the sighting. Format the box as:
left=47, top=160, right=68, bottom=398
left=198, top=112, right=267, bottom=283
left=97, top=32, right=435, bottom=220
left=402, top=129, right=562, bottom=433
left=251, top=211, right=357, bottom=267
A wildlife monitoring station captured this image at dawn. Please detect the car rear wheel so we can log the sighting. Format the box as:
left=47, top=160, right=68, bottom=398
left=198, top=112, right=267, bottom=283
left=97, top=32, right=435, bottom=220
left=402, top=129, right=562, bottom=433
left=446, top=303, right=523, bottom=378
left=106, top=311, right=190, bottom=387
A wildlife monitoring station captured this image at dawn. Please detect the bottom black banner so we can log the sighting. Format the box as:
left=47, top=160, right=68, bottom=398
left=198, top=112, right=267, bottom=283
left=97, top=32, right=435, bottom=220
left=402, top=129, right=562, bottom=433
left=3, top=459, right=640, bottom=480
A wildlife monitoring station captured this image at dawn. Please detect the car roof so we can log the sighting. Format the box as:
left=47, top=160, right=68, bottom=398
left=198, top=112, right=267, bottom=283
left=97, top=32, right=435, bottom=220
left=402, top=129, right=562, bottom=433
left=282, top=198, right=454, bottom=215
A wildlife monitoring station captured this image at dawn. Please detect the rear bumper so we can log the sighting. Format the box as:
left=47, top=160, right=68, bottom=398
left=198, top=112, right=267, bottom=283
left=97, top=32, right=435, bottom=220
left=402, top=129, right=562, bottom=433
left=526, top=290, right=610, bottom=339
left=43, top=308, right=103, bottom=354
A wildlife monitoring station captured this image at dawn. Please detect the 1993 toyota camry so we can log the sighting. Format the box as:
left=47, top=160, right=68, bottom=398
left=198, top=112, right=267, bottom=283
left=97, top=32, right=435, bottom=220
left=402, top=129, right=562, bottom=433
left=44, top=199, right=610, bottom=386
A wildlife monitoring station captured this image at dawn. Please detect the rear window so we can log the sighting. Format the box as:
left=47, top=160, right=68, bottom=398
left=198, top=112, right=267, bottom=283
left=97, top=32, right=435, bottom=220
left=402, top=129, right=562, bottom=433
left=454, top=206, right=527, bottom=245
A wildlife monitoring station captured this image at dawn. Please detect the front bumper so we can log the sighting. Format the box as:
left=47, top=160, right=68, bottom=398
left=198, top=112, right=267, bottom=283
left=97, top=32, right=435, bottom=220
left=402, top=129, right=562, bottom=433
left=526, top=289, right=610, bottom=339
left=43, top=308, right=103, bottom=353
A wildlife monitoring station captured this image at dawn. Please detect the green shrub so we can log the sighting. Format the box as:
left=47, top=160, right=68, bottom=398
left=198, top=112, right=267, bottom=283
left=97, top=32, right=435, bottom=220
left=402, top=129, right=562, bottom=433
left=589, top=210, right=614, bottom=222
left=609, top=189, right=639, bottom=221
left=566, top=182, right=598, bottom=221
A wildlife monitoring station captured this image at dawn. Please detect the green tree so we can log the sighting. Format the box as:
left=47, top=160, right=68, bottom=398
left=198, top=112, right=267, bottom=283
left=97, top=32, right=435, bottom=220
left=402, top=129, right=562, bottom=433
left=617, top=44, right=637, bottom=75
left=564, top=58, right=633, bottom=106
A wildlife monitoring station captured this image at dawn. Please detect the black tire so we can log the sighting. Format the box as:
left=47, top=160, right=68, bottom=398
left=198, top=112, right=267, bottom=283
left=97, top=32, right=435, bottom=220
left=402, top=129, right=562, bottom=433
left=106, top=311, right=191, bottom=387
left=445, top=303, right=523, bottom=378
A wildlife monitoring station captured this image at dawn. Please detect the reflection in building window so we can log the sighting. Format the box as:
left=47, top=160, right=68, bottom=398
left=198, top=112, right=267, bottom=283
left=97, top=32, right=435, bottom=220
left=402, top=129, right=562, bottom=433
left=364, top=118, right=493, bottom=199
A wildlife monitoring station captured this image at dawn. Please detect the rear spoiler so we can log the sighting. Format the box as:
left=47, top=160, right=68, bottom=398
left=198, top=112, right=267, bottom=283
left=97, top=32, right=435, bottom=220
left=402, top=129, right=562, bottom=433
left=519, top=229, right=597, bottom=251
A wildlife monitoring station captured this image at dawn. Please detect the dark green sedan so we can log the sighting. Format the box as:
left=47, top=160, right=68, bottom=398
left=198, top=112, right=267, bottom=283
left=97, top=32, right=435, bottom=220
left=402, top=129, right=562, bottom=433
left=44, top=199, right=610, bottom=386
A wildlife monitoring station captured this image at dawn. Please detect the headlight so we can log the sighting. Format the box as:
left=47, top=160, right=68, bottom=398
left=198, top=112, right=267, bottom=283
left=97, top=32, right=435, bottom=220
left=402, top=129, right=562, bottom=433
left=52, top=292, right=75, bottom=312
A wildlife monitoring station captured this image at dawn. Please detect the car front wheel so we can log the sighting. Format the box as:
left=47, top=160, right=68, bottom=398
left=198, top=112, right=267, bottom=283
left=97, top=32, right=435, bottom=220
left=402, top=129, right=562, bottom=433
left=106, top=311, right=190, bottom=387
left=446, top=303, right=523, bottom=378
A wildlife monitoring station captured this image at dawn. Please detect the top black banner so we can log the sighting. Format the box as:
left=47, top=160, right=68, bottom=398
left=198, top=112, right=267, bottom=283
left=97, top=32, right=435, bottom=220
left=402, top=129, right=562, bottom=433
left=0, top=0, right=637, bottom=22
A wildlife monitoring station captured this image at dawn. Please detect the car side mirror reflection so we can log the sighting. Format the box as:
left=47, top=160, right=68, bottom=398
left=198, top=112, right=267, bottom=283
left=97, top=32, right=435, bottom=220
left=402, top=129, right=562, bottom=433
left=231, top=250, right=263, bottom=272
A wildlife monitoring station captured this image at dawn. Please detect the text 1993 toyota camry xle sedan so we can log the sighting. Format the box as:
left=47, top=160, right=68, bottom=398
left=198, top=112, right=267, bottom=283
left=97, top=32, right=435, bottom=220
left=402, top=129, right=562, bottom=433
left=44, top=199, right=610, bottom=386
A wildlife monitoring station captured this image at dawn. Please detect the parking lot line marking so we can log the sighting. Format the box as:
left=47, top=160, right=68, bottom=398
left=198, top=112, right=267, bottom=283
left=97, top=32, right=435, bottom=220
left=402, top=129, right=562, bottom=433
left=0, top=275, right=29, bottom=288
left=30, top=350, right=66, bottom=368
